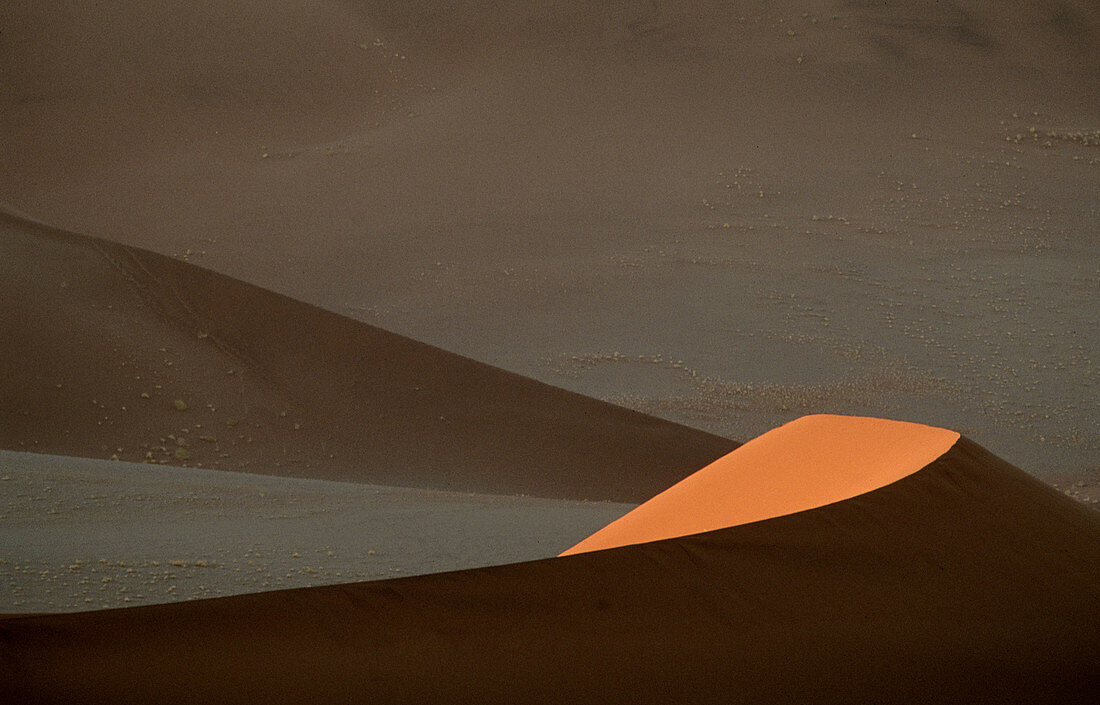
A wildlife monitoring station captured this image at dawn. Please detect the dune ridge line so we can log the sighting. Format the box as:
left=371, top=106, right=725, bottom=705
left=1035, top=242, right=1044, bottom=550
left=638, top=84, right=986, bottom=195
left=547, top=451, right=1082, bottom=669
left=562, top=414, right=961, bottom=555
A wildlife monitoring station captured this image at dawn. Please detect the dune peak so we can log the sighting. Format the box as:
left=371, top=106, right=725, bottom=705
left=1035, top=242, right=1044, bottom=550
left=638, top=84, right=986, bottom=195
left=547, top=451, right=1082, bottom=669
left=561, top=414, right=960, bottom=555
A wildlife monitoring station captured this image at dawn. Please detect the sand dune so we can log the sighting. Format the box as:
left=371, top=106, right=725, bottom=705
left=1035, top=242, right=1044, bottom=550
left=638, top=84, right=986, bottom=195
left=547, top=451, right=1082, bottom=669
left=0, top=209, right=734, bottom=501
left=2, top=2, right=1098, bottom=700
left=562, top=414, right=960, bottom=554
left=2, top=425, right=1097, bottom=704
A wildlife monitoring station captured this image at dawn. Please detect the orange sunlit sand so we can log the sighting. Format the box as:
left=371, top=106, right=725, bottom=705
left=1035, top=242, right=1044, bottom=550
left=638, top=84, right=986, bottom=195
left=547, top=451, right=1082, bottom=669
left=563, top=414, right=960, bottom=555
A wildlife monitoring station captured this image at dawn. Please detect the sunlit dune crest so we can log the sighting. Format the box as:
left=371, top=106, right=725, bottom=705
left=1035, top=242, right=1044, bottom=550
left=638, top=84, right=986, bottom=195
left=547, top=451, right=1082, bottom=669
left=562, top=414, right=961, bottom=555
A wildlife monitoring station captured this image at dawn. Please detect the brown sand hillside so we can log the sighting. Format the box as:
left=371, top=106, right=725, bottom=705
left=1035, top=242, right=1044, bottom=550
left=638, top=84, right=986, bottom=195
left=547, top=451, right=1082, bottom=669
left=2, top=435, right=1097, bottom=704
left=2, top=1, right=1096, bottom=477
left=0, top=210, right=735, bottom=501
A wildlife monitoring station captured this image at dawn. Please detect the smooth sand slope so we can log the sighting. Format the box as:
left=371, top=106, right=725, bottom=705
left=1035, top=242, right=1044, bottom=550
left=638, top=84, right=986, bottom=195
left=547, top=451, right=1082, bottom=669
left=0, top=210, right=735, bottom=502
left=2, top=424, right=1097, bottom=704
left=562, top=414, right=959, bottom=554
left=2, top=1, right=1097, bottom=478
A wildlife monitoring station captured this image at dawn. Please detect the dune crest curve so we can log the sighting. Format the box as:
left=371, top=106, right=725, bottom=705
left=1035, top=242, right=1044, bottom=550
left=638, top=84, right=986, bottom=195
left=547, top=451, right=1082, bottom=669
left=561, top=414, right=960, bottom=555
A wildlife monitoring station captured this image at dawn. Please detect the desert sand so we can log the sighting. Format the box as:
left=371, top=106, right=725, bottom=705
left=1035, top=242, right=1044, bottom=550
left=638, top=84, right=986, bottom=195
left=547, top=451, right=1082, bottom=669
left=1, top=0, right=1098, bottom=702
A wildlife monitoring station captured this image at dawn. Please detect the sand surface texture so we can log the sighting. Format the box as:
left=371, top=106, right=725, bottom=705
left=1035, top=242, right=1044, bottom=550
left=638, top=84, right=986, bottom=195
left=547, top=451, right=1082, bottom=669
left=0, top=451, right=632, bottom=613
left=1, top=0, right=1097, bottom=481
left=2, top=432, right=1097, bottom=704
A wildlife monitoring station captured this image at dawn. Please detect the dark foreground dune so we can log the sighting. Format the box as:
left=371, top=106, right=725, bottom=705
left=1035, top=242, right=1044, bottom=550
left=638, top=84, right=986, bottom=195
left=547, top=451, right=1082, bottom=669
left=3, top=428, right=1097, bottom=704
left=0, top=210, right=734, bottom=501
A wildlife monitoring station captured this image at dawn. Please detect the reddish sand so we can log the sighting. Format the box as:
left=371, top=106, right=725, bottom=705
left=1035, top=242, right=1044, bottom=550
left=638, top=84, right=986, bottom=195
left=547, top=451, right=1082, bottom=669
left=2, top=435, right=1097, bottom=704
left=562, top=414, right=960, bottom=555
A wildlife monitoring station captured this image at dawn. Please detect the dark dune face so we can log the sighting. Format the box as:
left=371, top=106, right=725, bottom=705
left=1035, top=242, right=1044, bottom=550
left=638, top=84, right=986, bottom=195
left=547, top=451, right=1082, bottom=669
left=2, top=437, right=1097, bottom=704
left=0, top=210, right=735, bottom=501
left=2, top=1, right=1096, bottom=478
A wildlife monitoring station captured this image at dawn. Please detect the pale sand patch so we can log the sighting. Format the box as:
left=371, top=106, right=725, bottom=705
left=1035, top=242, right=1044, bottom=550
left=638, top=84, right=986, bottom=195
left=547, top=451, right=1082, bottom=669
left=0, top=451, right=633, bottom=613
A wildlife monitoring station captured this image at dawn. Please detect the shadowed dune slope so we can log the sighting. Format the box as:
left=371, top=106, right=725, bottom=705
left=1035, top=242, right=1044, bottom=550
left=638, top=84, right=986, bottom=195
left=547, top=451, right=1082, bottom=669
left=0, top=210, right=736, bottom=501
left=562, top=414, right=960, bottom=555
left=2, top=436, right=1097, bottom=704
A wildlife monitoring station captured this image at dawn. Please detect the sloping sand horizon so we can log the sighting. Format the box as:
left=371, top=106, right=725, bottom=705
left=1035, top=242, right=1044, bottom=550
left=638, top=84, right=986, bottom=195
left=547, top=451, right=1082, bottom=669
left=3, top=206, right=1097, bottom=504
left=0, top=208, right=734, bottom=502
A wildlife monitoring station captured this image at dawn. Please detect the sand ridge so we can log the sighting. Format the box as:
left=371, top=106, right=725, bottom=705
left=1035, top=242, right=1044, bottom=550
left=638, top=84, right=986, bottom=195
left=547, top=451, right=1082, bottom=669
left=562, top=414, right=961, bottom=554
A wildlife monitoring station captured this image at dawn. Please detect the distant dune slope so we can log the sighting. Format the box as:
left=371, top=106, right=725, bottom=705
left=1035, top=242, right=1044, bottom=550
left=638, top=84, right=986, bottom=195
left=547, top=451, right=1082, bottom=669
left=562, top=414, right=960, bottom=554
left=0, top=210, right=736, bottom=501
left=2, top=434, right=1097, bottom=704
left=2, top=1, right=1096, bottom=478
